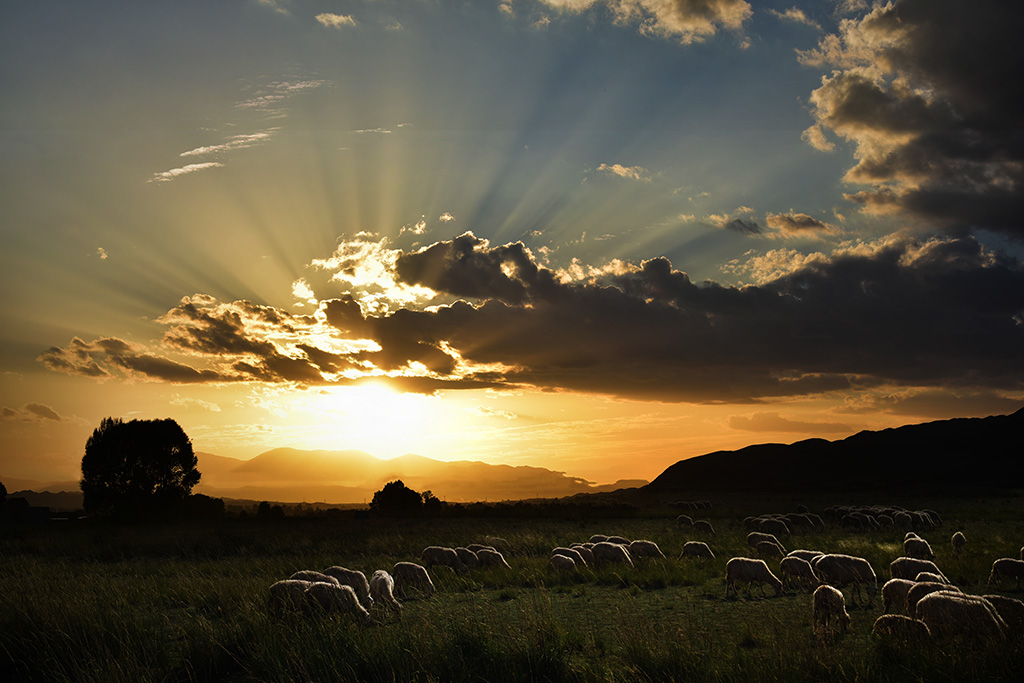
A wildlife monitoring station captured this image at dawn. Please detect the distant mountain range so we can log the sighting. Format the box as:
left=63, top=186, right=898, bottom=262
left=646, top=406, right=1024, bottom=494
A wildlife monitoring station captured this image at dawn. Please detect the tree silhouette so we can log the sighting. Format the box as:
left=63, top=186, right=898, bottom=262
left=370, top=480, right=424, bottom=516
left=80, top=417, right=200, bottom=520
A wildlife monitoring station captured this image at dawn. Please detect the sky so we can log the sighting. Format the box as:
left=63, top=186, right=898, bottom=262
left=2, top=0, right=1023, bottom=487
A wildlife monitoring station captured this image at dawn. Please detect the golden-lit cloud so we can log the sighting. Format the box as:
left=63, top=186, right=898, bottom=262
left=179, top=132, right=276, bottom=157
left=768, top=7, right=820, bottom=30
left=764, top=212, right=840, bottom=238
left=597, top=163, right=652, bottom=182
left=315, top=13, right=357, bottom=29
left=148, top=162, right=224, bottom=183
left=538, top=0, right=752, bottom=44
left=729, top=412, right=850, bottom=434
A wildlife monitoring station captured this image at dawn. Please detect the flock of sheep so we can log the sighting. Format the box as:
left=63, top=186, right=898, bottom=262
left=267, top=501, right=1024, bottom=648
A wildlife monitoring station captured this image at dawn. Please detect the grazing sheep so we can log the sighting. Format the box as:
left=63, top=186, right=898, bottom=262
left=813, top=554, right=877, bottom=606
left=570, top=544, right=595, bottom=565
left=549, top=554, right=577, bottom=571
left=747, top=532, right=786, bottom=553
left=982, top=594, right=1024, bottom=631
left=305, top=582, right=373, bottom=625
left=606, top=535, right=631, bottom=545
left=693, top=520, right=716, bottom=536
left=757, top=518, right=791, bottom=538
left=780, top=556, right=819, bottom=590
left=893, top=512, right=913, bottom=531
left=369, top=570, right=402, bottom=614
left=392, top=561, right=435, bottom=598
left=881, top=579, right=917, bottom=614
left=680, top=541, right=715, bottom=564
left=592, top=541, right=634, bottom=567
left=915, top=591, right=1007, bottom=643
left=756, top=540, right=785, bottom=560
left=890, top=557, right=948, bottom=583
left=872, top=614, right=931, bottom=642
left=628, top=539, right=665, bottom=559
left=466, top=543, right=496, bottom=554
left=290, top=570, right=340, bottom=586
left=589, top=534, right=609, bottom=544
left=454, top=547, right=479, bottom=570
left=904, top=537, right=936, bottom=560
left=676, top=514, right=694, bottom=528
left=907, top=582, right=963, bottom=616
left=914, top=571, right=948, bottom=584
left=476, top=547, right=511, bottom=569
left=725, top=557, right=783, bottom=598
left=421, top=546, right=468, bottom=574
left=905, top=532, right=921, bottom=541
left=950, top=531, right=966, bottom=555
left=813, top=585, right=851, bottom=637
left=988, top=558, right=1024, bottom=588
left=269, top=579, right=313, bottom=614
left=322, top=566, right=373, bottom=609
left=786, top=549, right=824, bottom=563
left=553, top=547, right=587, bottom=566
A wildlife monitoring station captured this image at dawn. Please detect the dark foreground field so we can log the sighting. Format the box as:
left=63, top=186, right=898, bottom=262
left=3, top=493, right=1024, bottom=682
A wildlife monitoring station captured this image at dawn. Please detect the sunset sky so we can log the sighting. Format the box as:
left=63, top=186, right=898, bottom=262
left=2, top=0, right=1022, bottom=487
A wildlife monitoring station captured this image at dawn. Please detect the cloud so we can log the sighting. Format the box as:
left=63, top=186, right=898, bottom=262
left=0, top=403, right=65, bottom=422
left=708, top=213, right=761, bottom=234
left=354, top=128, right=392, bottom=135
left=315, top=13, right=357, bottom=29
left=768, top=7, right=820, bottom=30
left=439, top=212, right=456, bottom=222
left=764, top=212, right=840, bottom=238
left=169, top=395, right=222, bottom=412
left=840, top=389, right=1023, bottom=419
left=467, top=405, right=518, bottom=420
left=179, top=132, right=275, bottom=157
left=148, top=162, right=224, bottom=183
left=799, top=0, right=1024, bottom=240
left=40, top=233, right=1024, bottom=405
left=729, top=412, right=851, bottom=434
left=597, top=163, right=652, bottom=182
left=538, top=0, right=752, bottom=44
left=96, top=247, right=108, bottom=260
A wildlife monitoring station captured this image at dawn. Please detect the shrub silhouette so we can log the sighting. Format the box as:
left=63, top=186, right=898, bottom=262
left=80, top=417, right=200, bottom=520
left=370, top=480, right=424, bottom=516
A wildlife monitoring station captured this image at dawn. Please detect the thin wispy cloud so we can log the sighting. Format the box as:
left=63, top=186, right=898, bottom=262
left=148, top=162, right=224, bottom=183
left=768, top=8, right=821, bottom=30
left=315, top=13, right=357, bottom=29
left=179, top=132, right=276, bottom=157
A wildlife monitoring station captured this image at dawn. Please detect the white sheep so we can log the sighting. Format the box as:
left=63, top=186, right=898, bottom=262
left=987, top=557, right=1024, bottom=589
left=780, top=556, right=819, bottom=590
left=290, top=570, right=340, bottom=586
left=421, top=546, right=468, bottom=573
left=305, top=582, right=373, bottom=625
left=393, top=561, right=435, bottom=598
left=756, top=540, right=785, bottom=560
left=903, top=537, right=935, bottom=560
left=872, top=614, right=931, bottom=642
left=693, top=520, right=716, bottom=536
left=813, top=554, right=877, bottom=606
left=907, top=582, right=962, bottom=616
left=466, top=543, right=496, bottom=554
left=951, top=531, right=967, bottom=555
left=786, top=549, right=824, bottom=563
left=813, top=585, right=850, bottom=637
left=881, top=578, right=917, bottom=614
left=982, top=594, right=1024, bottom=631
left=890, top=557, right=948, bottom=583
left=747, top=532, right=786, bottom=554
left=322, top=566, right=373, bottom=609
left=680, top=541, right=715, bottom=564
left=454, top=547, right=479, bottom=570
left=552, top=547, right=587, bottom=566
left=606, top=535, right=631, bottom=545
left=589, top=534, right=609, bottom=544
left=913, top=571, right=948, bottom=584
left=592, top=541, right=634, bottom=567
left=628, top=539, right=665, bottom=559
left=269, top=579, right=313, bottom=614
left=676, top=514, right=694, bottom=528
left=549, top=554, right=578, bottom=571
left=369, top=569, right=402, bottom=614
left=756, top=518, right=791, bottom=538
left=475, top=547, right=511, bottom=569
left=725, top=557, right=782, bottom=598
left=570, top=544, right=595, bottom=565
left=915, top=591, right=1007, bottom=643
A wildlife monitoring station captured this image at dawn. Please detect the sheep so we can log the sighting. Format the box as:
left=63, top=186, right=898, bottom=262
left=747, top=532, right=786, bottom=554
left=907, top=582, right=962, bottom=616
left=813, top=554, right=877, bottom=606
left=881, top=578, right=916, bottom=614
left=290, top=570, right=340, bottom=586
left=872, top=614, right=931, bottom=642
left=592, top=541, right=634, bottom=567
left=756, top=540, right=785, bottom=560
left=589, top=534, right=609, bottom=544
left=549, top=554, right=577, bottom=571
left=475, top=547, right=511, bottom=569
left=466, top=543, right=496, bottom=554
left=322, top=566, right=373, bottom=609
left=269, top=579, right=313, bottom=614
left=904, top=537, right=936, bottom=560
left=987, top=558, right=1024, bottom=589
left=947, top=531, right=966, bottom=556
left=305, top=582, right=373, bottom=625
left=680, top=541, right=715, bottom=564
left=813, top=585, right=851, bottom=637
left=914, top=571, right=948, bottom=584
left=693, top=520, right=716, bottom=536
left=915, top=591, right=1007, bottom=643
left=893, top=512, right=913, bottom=531
left=369, top=569, right=402, bottom=614
left=570, top=544, right=595, bottom=565
left=890, top=557, right=948, bottom=583
left=676, top=514, right=694, bottom=528
left=786, top=549, right=824, bottom=563
left=606, top=535, right=631, bottom=545
left=757, top=518, right=791, bottom=538
left=982, top=594, right=1024, bottom=631
left=904, top=532, right=921, bottom=541
left=421, top=546, right=468, bottom=574
left=454, top=547, right=479, bottom=570
left=628, top=539, right=665, bottom=559
left=393, top=561, right=435, bottom=598
left=779, top=556, right=819, bottom=590
left=553, top=547, right=587, bottom=566
left=725, top=557, right=782, bottom=598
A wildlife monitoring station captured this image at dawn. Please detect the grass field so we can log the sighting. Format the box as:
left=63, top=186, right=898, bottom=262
left=3, top=493, right=1024, bottom=682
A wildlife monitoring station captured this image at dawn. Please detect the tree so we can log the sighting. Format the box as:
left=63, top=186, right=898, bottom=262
left=80, top=417, right=200, bottom=519
left=370, top=480, right=423, bottom=516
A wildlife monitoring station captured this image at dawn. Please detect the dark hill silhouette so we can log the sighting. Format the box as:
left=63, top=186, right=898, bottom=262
left=646, top=406, right=1024, bottom=493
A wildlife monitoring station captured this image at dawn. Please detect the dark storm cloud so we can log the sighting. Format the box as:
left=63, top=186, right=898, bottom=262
left=801, top=0, right=1024, bottom=238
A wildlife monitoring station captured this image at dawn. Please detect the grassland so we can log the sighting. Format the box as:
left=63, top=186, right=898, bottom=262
left=3, top=492, right=1024, bottom=682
